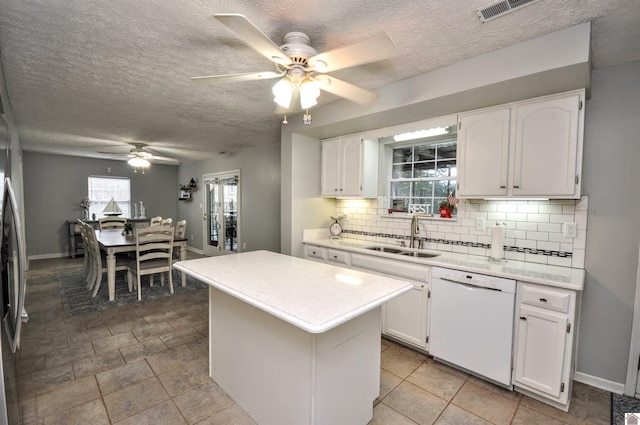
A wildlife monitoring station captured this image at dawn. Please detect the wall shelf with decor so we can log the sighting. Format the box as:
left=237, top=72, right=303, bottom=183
left=179, top=178, right=197, bottom=201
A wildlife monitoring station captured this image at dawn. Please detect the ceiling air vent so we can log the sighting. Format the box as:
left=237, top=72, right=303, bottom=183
left=476, top=0, right=542, bottom=23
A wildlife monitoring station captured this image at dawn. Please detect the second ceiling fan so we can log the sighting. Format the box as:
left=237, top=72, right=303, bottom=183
left=192, top=14, right=399, bottom=123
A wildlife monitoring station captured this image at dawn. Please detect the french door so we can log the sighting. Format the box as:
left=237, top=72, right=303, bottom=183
left=203, top=171, right=240, bottom=256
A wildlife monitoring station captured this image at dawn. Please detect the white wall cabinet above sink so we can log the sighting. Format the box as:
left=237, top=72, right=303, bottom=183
left=456, top=89, right=585, bottom=199
left=321, top=135, right=378, bottom=198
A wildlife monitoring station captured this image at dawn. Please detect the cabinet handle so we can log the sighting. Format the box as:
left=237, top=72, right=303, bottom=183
left=333, top=255, right=338, bottom=259
left=312, top=251, right=317, bottom=255
left=539, top=297, right=548, bottom=302
left=500, top=185, right=506, bottom=189
left=520, top=316, right=527, bottom=320
left=334, top=189, right=338, bottom=191
left=513, top=185, right=520, bottom=189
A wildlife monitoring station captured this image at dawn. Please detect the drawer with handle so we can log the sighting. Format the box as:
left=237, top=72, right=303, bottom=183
left=519, top=283, right=571, bottom=313
left=327, top=249, right=351, bottom=266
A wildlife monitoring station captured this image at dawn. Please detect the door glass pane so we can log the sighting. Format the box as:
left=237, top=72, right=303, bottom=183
left=222, top=177, right=238, bottom=252
left=208, top=181, right=219, bottom=247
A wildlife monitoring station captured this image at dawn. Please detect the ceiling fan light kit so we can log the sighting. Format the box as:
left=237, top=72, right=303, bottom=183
left=192, top=14, right=399, bottom=125
left=128, top=156, right=150, bottom=173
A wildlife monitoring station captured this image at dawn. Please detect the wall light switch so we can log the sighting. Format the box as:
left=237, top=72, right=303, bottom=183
left=476, top=218, right=486, bottom=231
left=563, top=222, right=577, bottom=238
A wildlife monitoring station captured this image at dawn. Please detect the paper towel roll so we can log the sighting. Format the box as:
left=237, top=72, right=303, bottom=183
left=491, top=225, right=505, bottom=260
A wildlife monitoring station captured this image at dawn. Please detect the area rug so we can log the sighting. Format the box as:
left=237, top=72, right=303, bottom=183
left=57, top=267, right=208, bottom=317
left=612, top=392, right=640, bottom=425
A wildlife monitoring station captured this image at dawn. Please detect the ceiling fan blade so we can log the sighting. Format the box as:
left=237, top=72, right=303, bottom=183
left=308, top=34, right=398, bottom=73
left=214, top=14, right=292, bottom=66
left=313, top=75, right=378, bottom=105
left=149, top=155, right=180, bottom=164
left=191, top=71, right=282, bottom=84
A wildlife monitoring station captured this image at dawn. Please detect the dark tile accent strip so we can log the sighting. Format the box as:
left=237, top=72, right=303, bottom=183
left=342, top=229, right=573, bottom=258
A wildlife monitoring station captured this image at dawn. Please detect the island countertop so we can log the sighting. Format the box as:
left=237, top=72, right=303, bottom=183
left=173, top=250, right=412, bottom=334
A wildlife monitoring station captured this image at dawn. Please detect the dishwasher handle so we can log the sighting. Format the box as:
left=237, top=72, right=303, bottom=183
left=437, top=276, right=504, bottom=292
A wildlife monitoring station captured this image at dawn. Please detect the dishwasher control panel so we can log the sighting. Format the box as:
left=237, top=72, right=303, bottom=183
left=432, top=267, right=516, bottom=293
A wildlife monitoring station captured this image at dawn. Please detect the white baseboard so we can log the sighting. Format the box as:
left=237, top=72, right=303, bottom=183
left=574, top=371, right=625, bottom=394
left=28, top=252, right=69, bottom=261
left=186, top=246, right=204, bottom=255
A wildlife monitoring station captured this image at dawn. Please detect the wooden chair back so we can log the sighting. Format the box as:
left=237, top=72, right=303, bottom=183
left=98, top=216, right=127, bottom=230
left=175, top=220, right=187, bottom=238
left=150, top=216, right=162, bottom=226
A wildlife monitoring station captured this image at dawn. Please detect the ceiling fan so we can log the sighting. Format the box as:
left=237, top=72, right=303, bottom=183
left=192, top=14, right=399, bottom=123
left=97, top=142, right=180, bottom=172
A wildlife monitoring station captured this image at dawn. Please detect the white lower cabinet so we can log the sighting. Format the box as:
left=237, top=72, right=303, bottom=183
left=513, top=282, right=578, bottom=411
left=350, top=253, right=431, bottom=351
left=382, top=280, right=429, bottom=350
left=302, top=242, right=582, bottom=411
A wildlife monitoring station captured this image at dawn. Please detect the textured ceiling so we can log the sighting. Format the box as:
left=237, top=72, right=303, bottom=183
left=0, top=0, right=639, bottom=163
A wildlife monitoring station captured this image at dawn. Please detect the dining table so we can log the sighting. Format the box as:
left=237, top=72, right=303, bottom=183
left=95, top=229, right=188, bottom=301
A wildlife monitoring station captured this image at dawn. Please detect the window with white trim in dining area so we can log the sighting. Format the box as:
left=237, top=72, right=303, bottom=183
left=88, top=176, right=131, bottom=218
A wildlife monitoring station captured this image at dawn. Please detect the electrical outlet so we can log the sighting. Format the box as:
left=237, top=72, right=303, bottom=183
left=476, top=218, right=486, bottom=231
left=190, top=234, right=194, bottom=240
left=563, top=222, right=577, bottom=238
left=242, top=242, right=246, bottom=250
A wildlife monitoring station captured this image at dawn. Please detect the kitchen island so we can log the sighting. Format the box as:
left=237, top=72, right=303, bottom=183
left=173, top=250, right=412, bottom=425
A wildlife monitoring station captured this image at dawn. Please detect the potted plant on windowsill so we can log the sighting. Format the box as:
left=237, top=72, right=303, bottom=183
left=438, top=194, right=459, bottom=218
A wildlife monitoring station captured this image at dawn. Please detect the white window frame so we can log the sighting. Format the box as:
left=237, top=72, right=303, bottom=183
left=87, top=176, right=131, bottom=219
left=385, top=135, right=457, bottom=215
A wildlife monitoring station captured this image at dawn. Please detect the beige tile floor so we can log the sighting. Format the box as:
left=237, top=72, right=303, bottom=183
left=17, top=256, right=611, bottom=424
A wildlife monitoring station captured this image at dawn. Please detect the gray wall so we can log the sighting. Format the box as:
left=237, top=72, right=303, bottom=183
left=579, top=60, right=640, bottom=383
left=177, top=143, right=281, bottom=254
left=23, top=152, right=178, bottom=257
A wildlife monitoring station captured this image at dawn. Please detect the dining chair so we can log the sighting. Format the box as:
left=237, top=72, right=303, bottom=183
left=172, top=220, right=187, bottom=261
left=126, top=224, right=175, bottom=301
left=77, top=220, right=91, bottom=283
left=150, top=216, right=162, bottom=226
left=160, top=217, right=173, bottom=226
left=85, top=223, right=130, bottom=297
left=98, top=216, right=127, bottom=230
left=175, top=220, right=187, bottom=238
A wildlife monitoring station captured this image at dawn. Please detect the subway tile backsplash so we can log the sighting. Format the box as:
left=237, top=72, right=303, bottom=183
left=335, top=197, right=588, bottom=269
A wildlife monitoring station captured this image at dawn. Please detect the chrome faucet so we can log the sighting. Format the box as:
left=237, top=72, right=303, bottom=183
left=410, top=215, right=420, bottom=248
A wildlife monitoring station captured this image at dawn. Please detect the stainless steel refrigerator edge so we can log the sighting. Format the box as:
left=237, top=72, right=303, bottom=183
left=0, top=112, right=27, bottom=424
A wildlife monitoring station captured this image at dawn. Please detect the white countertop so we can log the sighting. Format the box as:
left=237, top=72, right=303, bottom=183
left=304, top=237, right=585, bottom=291
left=173, top=250, right=412, bottom=334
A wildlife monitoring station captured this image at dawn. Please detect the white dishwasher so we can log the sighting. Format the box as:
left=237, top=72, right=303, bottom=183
left=430, top=267, right=516, bottom=387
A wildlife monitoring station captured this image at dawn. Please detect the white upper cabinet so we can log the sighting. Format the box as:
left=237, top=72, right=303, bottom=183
left=457, top=90, right=585, bottom=199
left=321, top=134, right=378, bottom=198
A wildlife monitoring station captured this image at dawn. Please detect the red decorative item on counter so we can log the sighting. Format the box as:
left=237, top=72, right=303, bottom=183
left=439, top=206, right=452, bottom=218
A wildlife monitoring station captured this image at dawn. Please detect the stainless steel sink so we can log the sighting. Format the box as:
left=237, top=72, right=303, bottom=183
left=364, top=246, right=405, bottom=254
left=401, top=251, right=441, bottom=258
left=364, top=245, right=440, bottom=258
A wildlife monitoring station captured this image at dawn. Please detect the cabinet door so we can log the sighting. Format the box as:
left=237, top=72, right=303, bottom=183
left=339, top=135, right=363, bottom=196
left=321, top=138, right=341, bottom=196
left=515, top=304, right=568, bottom=398
left=513, top=94, right=581, bottom=197
left=457, top=108, right=511, bottom=197
left=383, top=283, right=428, bottom=349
